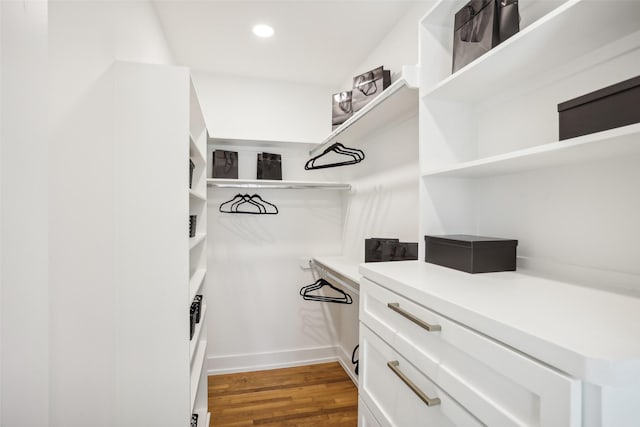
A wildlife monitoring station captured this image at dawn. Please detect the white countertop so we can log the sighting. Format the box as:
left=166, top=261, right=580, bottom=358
left=313, top=256, right=361, bottom=285
left=359, top=261, right=640, bottom=387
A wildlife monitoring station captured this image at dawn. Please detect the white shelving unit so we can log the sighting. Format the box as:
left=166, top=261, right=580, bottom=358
left=310, top=70, right=419, bottom=156
left=207, top=178, right=351, bottom=190
left=189, top=77, right=210, bottom=425
left=415, top=0, right=640, bottom=424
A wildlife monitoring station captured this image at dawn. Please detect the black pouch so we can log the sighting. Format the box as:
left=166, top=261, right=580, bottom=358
left=332, top=91, right=353, bottom=130
left=351, top=66, right=391, bottom=113
left=212, top=150, right=238, bottom=179
left=257, top=152, right=282, bottom=180
left=452, top=0, right=519, bottom=73
left=365, top=238, right=400, bottom=262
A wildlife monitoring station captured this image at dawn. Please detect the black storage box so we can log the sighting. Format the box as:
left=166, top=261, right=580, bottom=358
left=257, top=152, right=282, bottom=180
left=558, top=75, right=640, bottom=140
left=331, top=91, right=353, bottom=130
left=351, top=66, right=391, bottom=113
left=425, top=235, right=517, bottom=273
left=212, top=149, right=238, bottom=179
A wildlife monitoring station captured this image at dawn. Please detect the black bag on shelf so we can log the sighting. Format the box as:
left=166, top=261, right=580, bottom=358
left=191, top=414, right=198, bottom=427
left=381, top=241, right=419, bottom=261
left=452, top=0, right=519, bottom=73
left=257, top=152, right=282, bottom=180
left=193, top=295, right=203, bottom=323
left=189, top=215, right=197, bottom=238
left=331, top=91, right=353, bottom=130
left=365, top=238, right=400, bottom=262
left=212, top=149, right=238, bottom=179
left=189, top=158, right=195, bottom=189
left=190, top=304, right=197, bottom=340
left=352, top=66, right=391, bottom=113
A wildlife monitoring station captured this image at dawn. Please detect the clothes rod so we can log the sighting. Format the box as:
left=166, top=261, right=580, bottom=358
left=312, top=261, right=360, bottom=296
left=207, top=179, right=351, bottom=190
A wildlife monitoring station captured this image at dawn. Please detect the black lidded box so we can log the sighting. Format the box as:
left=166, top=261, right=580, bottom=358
left=558, top=75, right=640, bottom=140
left=425, top=235, right=517, bottom=273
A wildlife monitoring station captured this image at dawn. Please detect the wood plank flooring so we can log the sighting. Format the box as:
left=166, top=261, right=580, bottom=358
left=208, top=362, right=358, bottom=427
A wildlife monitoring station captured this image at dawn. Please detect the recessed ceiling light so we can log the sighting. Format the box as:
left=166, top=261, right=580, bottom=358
left=252, top=24, right=274, bottom=38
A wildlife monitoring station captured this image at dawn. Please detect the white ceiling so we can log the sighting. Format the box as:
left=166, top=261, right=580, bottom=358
left=153, top=1, right=417, bottom=87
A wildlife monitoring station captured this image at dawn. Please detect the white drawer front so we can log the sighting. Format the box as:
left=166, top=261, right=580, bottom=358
left=360, top=278, right=582, bottom=427
left=359, top=398, right=383, bottom=427
left=360, top=324, right=483, bottom=427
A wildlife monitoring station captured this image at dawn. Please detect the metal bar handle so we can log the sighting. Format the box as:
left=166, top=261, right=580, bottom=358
left=387, top=360, right=441, bottom=407
left=387, top=303, right=441, bottom=332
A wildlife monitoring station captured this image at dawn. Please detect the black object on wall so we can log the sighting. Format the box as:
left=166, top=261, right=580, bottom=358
left=424, top=234, right=518, bottom=273
left=212, top=149, right=238, bottom=179
left=558, top=75, right=640, bottom=140
left=305, top=142, right=364, bottom=170
left=257, top=152, right=282, bottom=180
left=219, top=193, right=278, bottom=215
left=452, top=0, right=519, bottom=73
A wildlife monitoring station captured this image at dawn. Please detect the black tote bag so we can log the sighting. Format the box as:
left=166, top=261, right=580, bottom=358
left=256, top=152, right=282, bottom=180
left=452, top=0, right=519, bottom=73
left=212, top=150, right=238, bottom=179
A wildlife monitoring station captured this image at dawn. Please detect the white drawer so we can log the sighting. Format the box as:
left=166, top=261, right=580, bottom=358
left=361, top=324, right=483, bottom=427
left=360, top=277, right=581, bottom=427
left=359, top=398, right=383, bottom=427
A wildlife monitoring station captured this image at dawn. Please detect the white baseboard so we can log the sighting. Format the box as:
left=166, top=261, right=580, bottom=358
left=207, top=345, right=340, bottom=375
left=337, top=344, right=359, bottom=387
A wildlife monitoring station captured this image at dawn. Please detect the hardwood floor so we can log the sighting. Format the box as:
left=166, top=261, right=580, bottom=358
left=208, top=362, right=358, bottom=426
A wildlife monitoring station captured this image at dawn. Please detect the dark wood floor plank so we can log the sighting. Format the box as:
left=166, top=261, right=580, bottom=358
left=208, top=362, right=357, bottom=427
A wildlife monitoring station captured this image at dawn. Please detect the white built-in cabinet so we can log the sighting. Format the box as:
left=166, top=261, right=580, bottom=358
left=357, top=0, right=640, bottom=426
left=111, top=62, right=208, bottom=426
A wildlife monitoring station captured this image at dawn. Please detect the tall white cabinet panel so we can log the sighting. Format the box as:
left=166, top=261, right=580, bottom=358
left=111, top=61, right=207, bottom=426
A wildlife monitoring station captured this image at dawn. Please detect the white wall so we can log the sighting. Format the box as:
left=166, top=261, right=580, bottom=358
left=192, top=71, right=333, bottom=144
left=48, top=2, right=175, bottom=425
left=1, top=2, right=49, bottom=426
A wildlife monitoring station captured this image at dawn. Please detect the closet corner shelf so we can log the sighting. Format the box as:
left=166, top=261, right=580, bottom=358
left=309, top=76, right=418, bottom=156
left=421, top=0, right=640, bottom=103
left=207, top=178, right=351, bottom=190
left=189, top=269, right=206, bottom=302
left=190, top=341, right=206, bottom=413
left=421, top=123, right=640, bottom=178
left=189, top=133, right=206, bottom=164
left=189, top=234, right=206, bottom=250
left=312, top=256, right=361, bottom=285
left=189, top=189, right=206, bottom=201
left=190, top=304, right=208, bottom=364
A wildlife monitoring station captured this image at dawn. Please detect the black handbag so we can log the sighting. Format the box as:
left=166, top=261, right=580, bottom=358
left=257, top=152, right=282, bottom=180
left=364, top=238, right=399, bottom=262
left=331, top=91, right=353, bottom=130
left=212, top=150, right=238, bottom=179
left=452, top=0, right=519, bottom=73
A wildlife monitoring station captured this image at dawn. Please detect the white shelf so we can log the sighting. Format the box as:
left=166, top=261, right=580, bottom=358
left=189, top=234, right=206, bottom=250
left=207, top=178, right=351, bottom=190
left=190, top=134, right=206, bottom=165
left=422, top=0, right=640, bottom=103
left=190, top=304, right=207, bottom=364
left=312, top=256, right=361, bottom=286
left=422, top=123, right=640, bottom=178
left=310, top=76, right=418, bottom=156
left=190, top=340, right=206, bottom=413
left=189, top=269, right=206, bottom=302
left=189, top=189, right=206, bottom=201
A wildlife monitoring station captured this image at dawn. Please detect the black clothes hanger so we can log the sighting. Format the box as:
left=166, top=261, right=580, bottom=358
left=300, top=278, right=353, bottom=304
left=351, top=345, right=359, bottom=376
left=219, top=193, right=278, bottom=215
left=304, top=142, right=365, bottom=170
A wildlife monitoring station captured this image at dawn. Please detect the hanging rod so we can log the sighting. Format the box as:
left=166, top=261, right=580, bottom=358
left=207, top=178, right=351, bottom=190
left=311, top=260, right=360, bottom=296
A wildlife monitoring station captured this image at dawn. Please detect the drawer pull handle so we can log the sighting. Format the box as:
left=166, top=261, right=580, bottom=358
left=387, top=360, right=441, bottom=407
left=387, top=303, right=441, bottom=332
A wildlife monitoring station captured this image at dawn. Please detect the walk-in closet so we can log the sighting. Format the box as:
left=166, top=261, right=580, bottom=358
left=3, top=1, right=640, bottom=426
